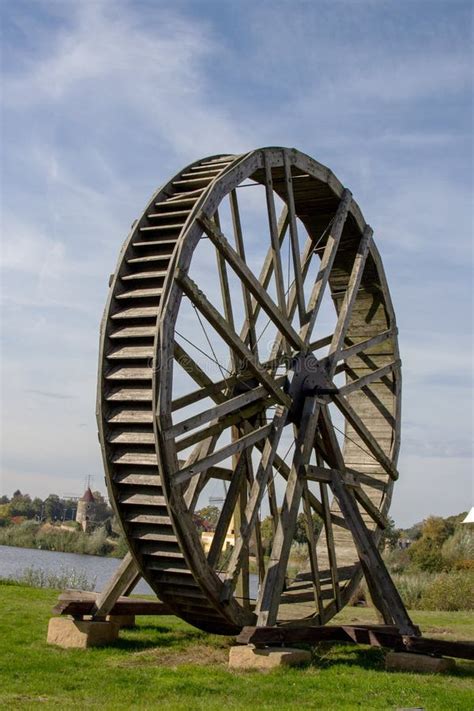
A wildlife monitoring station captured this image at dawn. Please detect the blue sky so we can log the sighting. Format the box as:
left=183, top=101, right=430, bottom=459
left=1, top=0, right=472, bottom=526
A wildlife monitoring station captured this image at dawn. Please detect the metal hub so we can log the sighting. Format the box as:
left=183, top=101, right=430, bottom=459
left=285, top=353, right=338, bottom=424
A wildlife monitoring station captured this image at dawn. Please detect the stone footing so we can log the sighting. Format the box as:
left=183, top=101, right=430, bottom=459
left=47, top=616, right=119, bottom=648
left=229, top=645, right=311, bottom=670
left=385, top=651, right=456, bottom=673
left=106, top=614, right=136, bottom=628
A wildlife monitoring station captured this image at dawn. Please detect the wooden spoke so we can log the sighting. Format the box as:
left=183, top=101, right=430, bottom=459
left=175, top=401, right=264, bottom=452
left=166, top=379, right=283, bottom=441
left=300, top=189, right=352, bottom=344
left=199, top=214, right=305, bottom=352
left=263, top=151, right=288, bottom=322
left=302, top=480, right=325, bottom=621
left=174, top=423, right=273, bottom=485
left=306, top=464, right=387, bottom=493
left=338, top=360, right=400, bottom=398
left=338, top=328, right=398, bottom=364
left=240, top=206, right=289, bottom=344
left=328, top=225, right=373, bottom=361
left=173, top=341, right=220, bottom=398
left=176, top=270, right=291, bottom=407
left=283, top=151, right=305, bottom=325
left=222, top=409, right=288, bottom=599
left=229, top=190, right=258, bottom=353
left=319, top=478, right=341, bottom=610
left=352, top=486, right=388, bottom=529
left=332, top=393, right=399, bottom=480
left=213, top=210, right=238, bottom=371
left=256, top=398, right=321, bottom=626
left=207, top=455, right=248, bottom=567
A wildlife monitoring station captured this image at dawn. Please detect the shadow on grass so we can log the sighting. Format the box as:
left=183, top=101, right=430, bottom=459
left=111, top=627, right=217, bottom=652
left=309, top=642, right=474, bottom=677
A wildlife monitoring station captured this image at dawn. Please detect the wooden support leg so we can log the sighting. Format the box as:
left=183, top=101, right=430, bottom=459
left=329, top=475, right=417, bottom=636
left=91, top=552, right=140, bottom=619
left=360, top=559, right=394, bottom=625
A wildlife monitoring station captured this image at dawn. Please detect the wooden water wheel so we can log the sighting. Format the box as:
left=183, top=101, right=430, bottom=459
left=97, top=147, right=409, bottom=636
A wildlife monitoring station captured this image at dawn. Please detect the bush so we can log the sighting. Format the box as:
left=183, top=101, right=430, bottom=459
left=384, top=547, right=411, bottom=574
left=441, top=527, right=474, bottom=570
left=408, top=516, right=454, bottom=572
left=420, top=571, right=474, bottom=611
left=392, top=572, right=434, bottom=609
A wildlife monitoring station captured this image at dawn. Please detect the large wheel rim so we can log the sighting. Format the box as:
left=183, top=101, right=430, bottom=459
left=98, top=147, right=400, bottom=634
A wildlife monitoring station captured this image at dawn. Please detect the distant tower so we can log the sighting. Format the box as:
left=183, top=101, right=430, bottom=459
left=76, top=487, right=96, bottom=532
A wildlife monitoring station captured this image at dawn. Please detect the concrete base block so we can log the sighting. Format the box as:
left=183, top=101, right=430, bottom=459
left=47, top=616, right=119, bottom=648
left=106, top=614, right=136, bottom=628
left=229, top=645, right=311, bottom=670
left=385, top=651, right=456, bottom=673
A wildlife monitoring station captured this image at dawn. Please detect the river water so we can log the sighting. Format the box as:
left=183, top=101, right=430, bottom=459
left=0, top=545, right=153, bottom=594
left=0, top=545, right=259, bottom=598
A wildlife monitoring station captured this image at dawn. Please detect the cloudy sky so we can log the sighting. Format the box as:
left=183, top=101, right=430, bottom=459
left=1, top=0, right=472, bottom=526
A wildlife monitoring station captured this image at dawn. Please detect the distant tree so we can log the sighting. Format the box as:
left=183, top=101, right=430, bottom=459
left=0, top=495, right=9, bottom=505
left=0, top=503, right=12, bottom=526
left=294, top=512, right=322, bottom=544
left=409, top=516, right=454, bottom=572
left=259, top=511, right=322, bottom=552
left=43, top=495, right=63, bottom=522
left=196, top=505, right=221, bottom=529
left=382, top=517, right=401, bottom=551
left=260, top=515, right=274, bottom=553
left=31, top=498, right=43, bottom=519
left=10, top=492, right=35, bottom=519
left=90, top=491, right=113, bottom=523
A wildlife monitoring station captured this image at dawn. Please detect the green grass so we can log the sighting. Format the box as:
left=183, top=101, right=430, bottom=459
left=0, top=584, right=472, bottom=710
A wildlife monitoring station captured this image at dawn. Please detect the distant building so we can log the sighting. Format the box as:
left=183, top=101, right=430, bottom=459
left=462, top=508, right=474, bottom=524
left=76, top=487, right=96, bottom=532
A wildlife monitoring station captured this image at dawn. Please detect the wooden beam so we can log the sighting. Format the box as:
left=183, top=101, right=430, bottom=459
left=263, top=151, right=289, bottom=324
left=327, top=225, right=372, bottom=361
left=283, top=150, right=305, bottom=325
left=338, top=360, right=400, bottom=398
left=332, top=393, right=398, bottom=480
left=256, top=398, right=321, bottom=626
left=222, top=410, right=288, bottom=599
left=174, top=423, right=273, bottom=485
left=199, top=213, right=305, bottom=351
left=166, top=378, right=284, bottom=440
left=176, top=270, right=291, bottom=407
left=338, top=328, right=397, bottom=363
left=90, top=553, right=140, bottom=618
left=319, top=408, right=416, bottom=636
left=300, top=189, right=352, bottom=343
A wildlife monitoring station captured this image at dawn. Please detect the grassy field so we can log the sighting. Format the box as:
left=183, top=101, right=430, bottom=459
left=0, top=583, right=472, bottom=710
